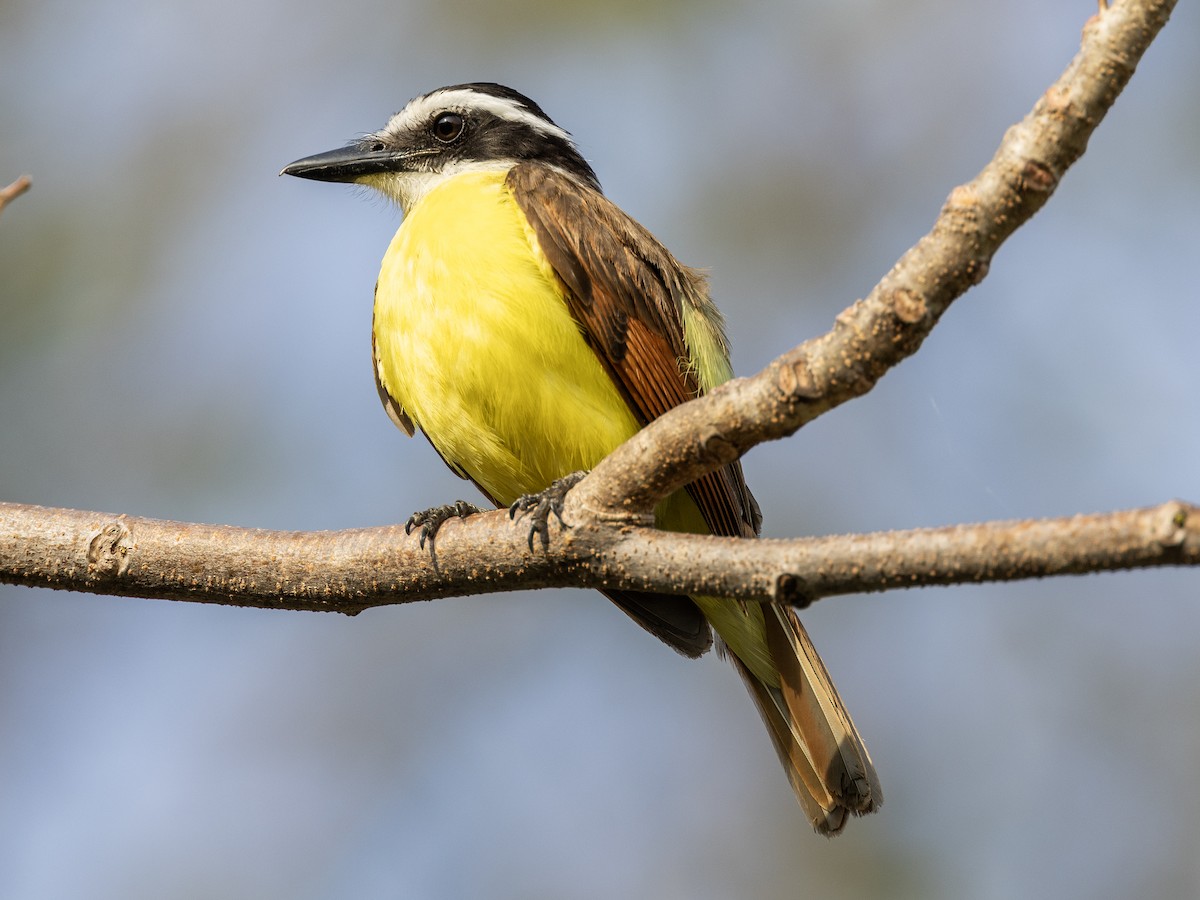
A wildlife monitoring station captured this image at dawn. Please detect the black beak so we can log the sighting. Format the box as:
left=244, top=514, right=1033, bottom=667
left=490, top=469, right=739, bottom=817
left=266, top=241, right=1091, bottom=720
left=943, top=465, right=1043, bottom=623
left=280, top=144, right=410, bottom=183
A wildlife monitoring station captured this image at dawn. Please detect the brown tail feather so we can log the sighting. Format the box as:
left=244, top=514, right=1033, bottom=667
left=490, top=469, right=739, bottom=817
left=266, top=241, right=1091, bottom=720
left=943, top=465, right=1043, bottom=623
left=734, top=605, right=881, bottom=835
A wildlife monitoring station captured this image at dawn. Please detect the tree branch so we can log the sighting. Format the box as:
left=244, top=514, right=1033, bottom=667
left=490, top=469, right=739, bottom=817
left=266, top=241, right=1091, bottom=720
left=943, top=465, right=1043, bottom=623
left=569, top=0, right=1176, bottom=521
left=1, top=500, right=1195, bottom=612
left=0, top=0, right=1187, bottom=612
left=0, top=175, right=32, bottom=218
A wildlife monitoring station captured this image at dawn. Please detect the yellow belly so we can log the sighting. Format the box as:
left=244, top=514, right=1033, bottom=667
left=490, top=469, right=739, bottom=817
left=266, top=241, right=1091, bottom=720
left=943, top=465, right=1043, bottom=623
left=373, top=169, right=641, bottom=505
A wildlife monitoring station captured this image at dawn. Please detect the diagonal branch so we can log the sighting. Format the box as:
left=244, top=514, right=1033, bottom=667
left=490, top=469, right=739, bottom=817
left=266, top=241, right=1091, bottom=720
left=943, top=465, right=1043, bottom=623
left=569, top=0, right=1176, bottom=522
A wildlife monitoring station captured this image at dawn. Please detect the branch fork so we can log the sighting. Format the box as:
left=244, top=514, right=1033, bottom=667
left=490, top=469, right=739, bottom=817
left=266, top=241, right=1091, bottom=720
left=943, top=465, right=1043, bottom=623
left=0, top=0, right=1190, bottom=613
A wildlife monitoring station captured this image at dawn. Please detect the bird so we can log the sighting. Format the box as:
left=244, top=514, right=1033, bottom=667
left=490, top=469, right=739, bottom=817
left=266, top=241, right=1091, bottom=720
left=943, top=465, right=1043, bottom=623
left=282, top=82, right=880, bottom=833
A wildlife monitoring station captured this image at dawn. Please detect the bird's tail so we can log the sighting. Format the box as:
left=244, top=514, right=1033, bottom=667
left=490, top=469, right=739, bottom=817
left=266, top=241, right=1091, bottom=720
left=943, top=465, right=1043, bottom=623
left=727, top=604, right=881, bottom=834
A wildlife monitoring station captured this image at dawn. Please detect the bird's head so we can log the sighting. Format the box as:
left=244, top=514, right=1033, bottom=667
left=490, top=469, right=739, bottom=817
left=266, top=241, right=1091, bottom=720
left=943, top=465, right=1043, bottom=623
left=281, top=82, right=600, bottom=211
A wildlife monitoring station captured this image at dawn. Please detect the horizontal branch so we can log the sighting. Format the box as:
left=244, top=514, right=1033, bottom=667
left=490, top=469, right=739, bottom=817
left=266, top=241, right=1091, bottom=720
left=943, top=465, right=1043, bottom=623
left=2, top=500, right=1194, bottom=612
left=604, top=501, right=1199, bottom=605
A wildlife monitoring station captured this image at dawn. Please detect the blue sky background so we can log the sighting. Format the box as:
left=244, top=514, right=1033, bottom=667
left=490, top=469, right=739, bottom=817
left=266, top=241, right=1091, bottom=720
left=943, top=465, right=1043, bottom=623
left=1, top=1, right=1198, bottom=897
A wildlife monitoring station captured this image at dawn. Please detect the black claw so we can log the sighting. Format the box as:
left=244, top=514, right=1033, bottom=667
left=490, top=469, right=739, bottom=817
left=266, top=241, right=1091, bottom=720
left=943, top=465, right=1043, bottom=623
left=405, top=500, right=481, bottom=564
left=509, top=471, right=587, bottom=553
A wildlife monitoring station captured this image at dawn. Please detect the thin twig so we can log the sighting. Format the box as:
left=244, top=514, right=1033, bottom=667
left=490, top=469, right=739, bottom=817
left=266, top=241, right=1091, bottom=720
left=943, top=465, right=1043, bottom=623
left=0, top=175, right=32, bottom=218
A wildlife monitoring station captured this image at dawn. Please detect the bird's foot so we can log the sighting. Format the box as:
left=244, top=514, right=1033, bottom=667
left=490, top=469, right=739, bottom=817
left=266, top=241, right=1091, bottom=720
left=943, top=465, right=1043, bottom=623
left=509, top=471, right=587, bottom=553
left=405, top=500, right=482, bottom=564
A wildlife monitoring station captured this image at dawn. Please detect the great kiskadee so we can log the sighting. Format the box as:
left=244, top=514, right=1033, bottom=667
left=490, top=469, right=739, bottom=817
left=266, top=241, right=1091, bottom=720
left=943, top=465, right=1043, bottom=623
left=283, top=82, right=880, bottom=833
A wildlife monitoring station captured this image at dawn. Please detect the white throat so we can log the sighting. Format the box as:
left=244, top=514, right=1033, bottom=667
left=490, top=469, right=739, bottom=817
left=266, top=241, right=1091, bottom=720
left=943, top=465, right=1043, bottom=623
left=360, top=158, right=516, bottom=214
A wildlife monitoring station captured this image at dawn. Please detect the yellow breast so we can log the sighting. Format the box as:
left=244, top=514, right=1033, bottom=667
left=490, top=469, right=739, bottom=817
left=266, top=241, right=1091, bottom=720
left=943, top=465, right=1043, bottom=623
left=372, top=169, right=641, bottom=506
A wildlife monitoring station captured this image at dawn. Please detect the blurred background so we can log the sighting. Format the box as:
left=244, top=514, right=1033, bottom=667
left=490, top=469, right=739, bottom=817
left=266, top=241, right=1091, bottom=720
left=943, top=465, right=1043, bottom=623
left=1, top=1, right=1197, bottom=897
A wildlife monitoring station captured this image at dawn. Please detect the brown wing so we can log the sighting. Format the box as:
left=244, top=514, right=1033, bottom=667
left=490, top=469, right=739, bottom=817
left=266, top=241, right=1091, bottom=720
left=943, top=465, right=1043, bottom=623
left=507, top=163, right=760, bottom=540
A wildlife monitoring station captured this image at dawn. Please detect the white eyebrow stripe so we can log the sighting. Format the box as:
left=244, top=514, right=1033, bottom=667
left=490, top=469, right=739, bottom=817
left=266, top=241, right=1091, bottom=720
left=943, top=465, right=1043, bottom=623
left=382, top=89, right=575, bottom=146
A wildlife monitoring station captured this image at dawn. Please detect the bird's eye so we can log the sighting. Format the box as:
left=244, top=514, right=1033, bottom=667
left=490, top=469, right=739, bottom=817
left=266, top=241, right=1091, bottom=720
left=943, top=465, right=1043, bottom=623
left=432, top=112, right=465, bottom=143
